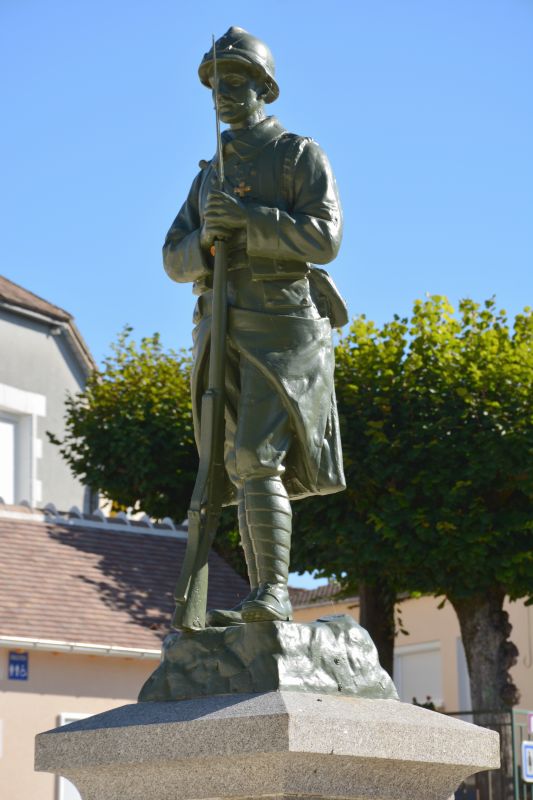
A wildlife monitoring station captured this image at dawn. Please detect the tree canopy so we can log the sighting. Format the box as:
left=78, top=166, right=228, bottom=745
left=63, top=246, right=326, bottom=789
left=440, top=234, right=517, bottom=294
left=293, top=296, right=533, bottom=604
left=292, top=295, right=533, bottom=746
left=49, top=327, right=197, bottom=521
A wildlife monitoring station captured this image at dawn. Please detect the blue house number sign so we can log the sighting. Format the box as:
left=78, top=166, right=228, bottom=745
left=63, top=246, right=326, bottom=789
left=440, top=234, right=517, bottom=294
left=8, top=651, right=29, bottom=680
left=523, top=742, right=533, bottom=783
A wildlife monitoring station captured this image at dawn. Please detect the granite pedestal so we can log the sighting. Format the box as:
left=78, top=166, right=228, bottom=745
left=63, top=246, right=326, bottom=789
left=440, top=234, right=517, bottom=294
left=35, top=617, right=499, bottom=799
left=35, top=690, right=499, bottom=800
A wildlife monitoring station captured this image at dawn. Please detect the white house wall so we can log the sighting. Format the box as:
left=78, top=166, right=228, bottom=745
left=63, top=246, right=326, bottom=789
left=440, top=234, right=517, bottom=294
left=0, top=309, right=89, bottom=511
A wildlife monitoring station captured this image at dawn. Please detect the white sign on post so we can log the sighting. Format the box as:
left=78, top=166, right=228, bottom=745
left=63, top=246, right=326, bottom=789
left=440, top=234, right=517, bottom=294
left=522, top=742, right=533, bottom=783
left=528, top=713, right=533, bottom=736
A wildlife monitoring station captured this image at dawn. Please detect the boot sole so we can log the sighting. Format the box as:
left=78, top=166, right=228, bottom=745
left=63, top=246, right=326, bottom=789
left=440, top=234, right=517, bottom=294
left=206, top=611, right=246, bottom=627
left=241, top=608, right=293, bottom=623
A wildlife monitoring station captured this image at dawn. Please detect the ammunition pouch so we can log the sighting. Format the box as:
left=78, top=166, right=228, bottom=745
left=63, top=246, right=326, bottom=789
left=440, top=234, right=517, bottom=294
left=308, top=267, right=349, bottom=328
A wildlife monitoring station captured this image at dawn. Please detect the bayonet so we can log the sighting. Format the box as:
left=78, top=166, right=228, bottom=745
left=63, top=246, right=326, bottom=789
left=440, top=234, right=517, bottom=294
left=213, top=33, right=224, bottom=189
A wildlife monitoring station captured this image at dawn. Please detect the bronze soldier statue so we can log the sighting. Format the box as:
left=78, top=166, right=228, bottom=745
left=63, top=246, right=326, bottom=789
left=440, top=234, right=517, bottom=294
left=164, top=27, right=347, bottom=628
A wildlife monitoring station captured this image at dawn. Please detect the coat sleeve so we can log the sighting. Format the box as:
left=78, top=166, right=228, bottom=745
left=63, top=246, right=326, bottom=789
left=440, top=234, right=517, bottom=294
left=245, top=139, right=343, bottom=266
left=162, top=171, right=213, bottom=284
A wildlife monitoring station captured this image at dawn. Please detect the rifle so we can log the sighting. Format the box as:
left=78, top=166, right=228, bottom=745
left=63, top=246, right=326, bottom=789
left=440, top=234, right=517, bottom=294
left=172, top=36, right=228, bottom=631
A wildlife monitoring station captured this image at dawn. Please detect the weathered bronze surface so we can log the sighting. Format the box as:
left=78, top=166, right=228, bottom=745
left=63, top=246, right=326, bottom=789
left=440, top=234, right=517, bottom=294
left=138, top=615, right=398, bottom=702
left=164, top=27, right=347, bottom=631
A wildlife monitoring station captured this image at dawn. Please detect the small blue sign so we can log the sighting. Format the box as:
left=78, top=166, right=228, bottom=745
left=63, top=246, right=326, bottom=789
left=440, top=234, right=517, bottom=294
left=8, top=651, right=28, bottom=681
left=523, top=741, right=533, bottom=783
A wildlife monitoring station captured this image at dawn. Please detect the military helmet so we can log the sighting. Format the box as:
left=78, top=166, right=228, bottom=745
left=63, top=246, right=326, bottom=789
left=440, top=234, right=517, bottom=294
left=198, top=26, right=279, bottom=103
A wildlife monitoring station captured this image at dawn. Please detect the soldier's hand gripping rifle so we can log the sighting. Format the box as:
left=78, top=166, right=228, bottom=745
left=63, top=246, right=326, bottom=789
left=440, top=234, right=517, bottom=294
left=172, top=37, right=228, bottom=631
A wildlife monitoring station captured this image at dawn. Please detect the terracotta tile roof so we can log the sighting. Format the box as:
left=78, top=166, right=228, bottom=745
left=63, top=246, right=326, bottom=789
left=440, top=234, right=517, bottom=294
left=0, top=274, right=71, bottom=322
left=0, top=510, right=250, bottom=650
left=289, top=581, right=358, bottom=607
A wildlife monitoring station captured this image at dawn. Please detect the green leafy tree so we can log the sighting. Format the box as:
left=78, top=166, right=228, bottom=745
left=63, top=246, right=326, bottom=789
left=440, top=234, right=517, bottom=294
left=50, top=328, right=245, bottom=577
left=293, top=298, right=533, bottom=745
left=50, top=327, right=197, bottom=520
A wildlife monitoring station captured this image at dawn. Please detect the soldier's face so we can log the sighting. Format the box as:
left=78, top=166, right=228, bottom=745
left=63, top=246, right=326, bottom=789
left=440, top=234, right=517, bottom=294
left=209, top=62, right=266, bottom=126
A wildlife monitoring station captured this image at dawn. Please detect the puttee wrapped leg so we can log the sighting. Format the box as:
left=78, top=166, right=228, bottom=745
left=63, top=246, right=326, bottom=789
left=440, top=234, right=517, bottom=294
left=206, top=489, right=259, bottom=627
left=241, top=477, right=293, bottom=623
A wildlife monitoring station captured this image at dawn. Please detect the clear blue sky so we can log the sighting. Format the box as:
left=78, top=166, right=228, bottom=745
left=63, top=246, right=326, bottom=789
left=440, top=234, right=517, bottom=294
left=2, top=0, right=531, bottom=367
left=2, top=1, right=531, bottom=587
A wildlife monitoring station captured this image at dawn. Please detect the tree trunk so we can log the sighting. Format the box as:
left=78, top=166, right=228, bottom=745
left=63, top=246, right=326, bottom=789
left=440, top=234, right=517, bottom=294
left=450, top=590, right=519, bottom=800
left=359, top=579, right=396, bottom=679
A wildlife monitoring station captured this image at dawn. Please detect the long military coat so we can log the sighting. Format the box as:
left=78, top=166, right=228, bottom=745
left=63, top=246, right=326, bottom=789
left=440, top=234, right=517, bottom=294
left=163, top=116, right=346, bottom=504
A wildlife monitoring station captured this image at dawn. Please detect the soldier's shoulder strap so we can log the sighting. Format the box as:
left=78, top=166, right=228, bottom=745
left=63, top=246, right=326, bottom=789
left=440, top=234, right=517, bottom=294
left=277, top=132, right=313, bottom=207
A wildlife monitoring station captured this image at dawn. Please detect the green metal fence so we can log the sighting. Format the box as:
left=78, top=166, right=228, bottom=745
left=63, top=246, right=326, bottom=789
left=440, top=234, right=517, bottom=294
left=446, top=709, right=533, bottom=800
left=511, top=708, right=533, bottom=800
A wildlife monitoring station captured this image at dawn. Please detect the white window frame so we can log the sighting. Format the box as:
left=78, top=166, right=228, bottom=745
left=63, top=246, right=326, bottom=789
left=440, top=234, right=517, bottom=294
left=57, top=713, right=90, bottom=800
left=0, top=383, right=45, bottom=505
left=456, top=637, right=472, bottom=713
left=393, top=640, right=443, bottom=707
left=0, top=412, right=17, bottom=505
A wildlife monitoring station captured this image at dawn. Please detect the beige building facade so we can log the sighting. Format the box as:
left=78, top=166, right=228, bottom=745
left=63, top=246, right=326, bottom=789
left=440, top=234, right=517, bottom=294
left=294, top=590, right=533, bottom=712
left=1, top=649, right=156, bottom=799
left=0, top=504, right=250, bottom=800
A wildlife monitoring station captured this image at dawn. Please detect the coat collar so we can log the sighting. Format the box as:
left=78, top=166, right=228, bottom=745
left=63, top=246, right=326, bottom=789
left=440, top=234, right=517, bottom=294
left=220, top=116, right=286, bottom=161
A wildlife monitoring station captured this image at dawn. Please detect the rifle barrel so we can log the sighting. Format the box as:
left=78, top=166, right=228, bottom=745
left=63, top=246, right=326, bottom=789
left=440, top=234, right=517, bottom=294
left=172, top=35, right=228, bottom=630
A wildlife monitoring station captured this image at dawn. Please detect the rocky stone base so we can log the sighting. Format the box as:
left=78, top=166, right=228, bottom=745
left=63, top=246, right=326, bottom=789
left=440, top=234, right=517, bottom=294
left=138, top=614, right=398, bottom=702
left=35, top=691, right=500, bottom=800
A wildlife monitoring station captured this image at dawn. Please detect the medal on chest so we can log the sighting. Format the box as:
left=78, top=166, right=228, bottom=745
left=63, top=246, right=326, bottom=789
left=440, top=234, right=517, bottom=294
left=224, top=158, right=258, bottom=202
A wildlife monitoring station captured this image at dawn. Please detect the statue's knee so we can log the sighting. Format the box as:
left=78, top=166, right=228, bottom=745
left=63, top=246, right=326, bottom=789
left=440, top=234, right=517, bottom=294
left=234, top=445, right=258, bottom=481
left=235, top=451, right=281, bottom=483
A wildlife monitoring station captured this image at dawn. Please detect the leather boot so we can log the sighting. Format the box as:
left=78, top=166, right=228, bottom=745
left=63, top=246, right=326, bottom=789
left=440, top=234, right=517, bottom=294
left=206, top=489, right=259, bottom=626
left=241, top=477, right=293, bottom=623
